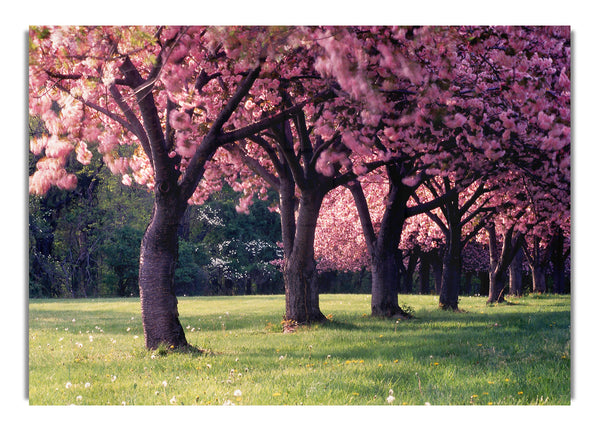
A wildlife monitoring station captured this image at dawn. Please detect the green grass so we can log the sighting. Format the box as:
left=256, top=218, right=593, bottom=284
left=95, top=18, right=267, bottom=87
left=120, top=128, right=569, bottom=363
left=28, top=294, right=570, bottom=406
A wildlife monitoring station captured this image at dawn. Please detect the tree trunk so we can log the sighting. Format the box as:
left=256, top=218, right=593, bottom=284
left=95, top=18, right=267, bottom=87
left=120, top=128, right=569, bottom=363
left=371, top=249, right=408, bottom=317
left=486, top=224, right=522, bottom=304
left=478, top=271, right=489, bottom=296
left=439, top=250, right=461, bottom=310
left=283, top=189, right=326, bottom=324
left=350, top=174, right=412, bottom=318
left=464, top=272, right=473, bottom=295
left=418, top=252, right=431, bottom=294
left=139, top=196, right=188, bottom=350
left=523, top=236, right=549, bottom=294
left=439, top=223, right=462, bottom=310
left=531, top=265, right=547, bottom=293
left=400, top=252, right=418, bottom=293
left=432, top=253, right=443, bottom=295
left=509, top=246, right=524, bottom=296
left=550, top=229, right=567, bottom=294
left=488, top=268, right=507, bottom=303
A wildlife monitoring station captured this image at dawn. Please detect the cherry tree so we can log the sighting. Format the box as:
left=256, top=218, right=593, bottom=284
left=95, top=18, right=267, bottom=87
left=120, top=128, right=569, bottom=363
left=29, top=26, right=337, bottom=348
left=412, top=176, right=494, bottom=309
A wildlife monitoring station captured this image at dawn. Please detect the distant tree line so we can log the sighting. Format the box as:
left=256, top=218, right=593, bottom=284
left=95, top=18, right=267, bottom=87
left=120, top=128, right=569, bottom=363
left=28, top=149, right=285, bottom=298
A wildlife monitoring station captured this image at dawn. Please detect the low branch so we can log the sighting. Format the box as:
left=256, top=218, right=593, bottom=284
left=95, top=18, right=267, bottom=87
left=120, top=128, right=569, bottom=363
left=223, top=142, right=280, bottom=191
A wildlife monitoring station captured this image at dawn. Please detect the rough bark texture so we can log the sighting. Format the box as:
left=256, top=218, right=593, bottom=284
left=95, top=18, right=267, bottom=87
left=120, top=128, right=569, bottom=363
left=283, top=189, right=326, bottom=324
left=348, top=174, right=412, bottom=319
left=369, top=177, right=412, bottom=318
left=370, top=251, right=408, bottom=317
left=139, top=193, right=188, bottom=350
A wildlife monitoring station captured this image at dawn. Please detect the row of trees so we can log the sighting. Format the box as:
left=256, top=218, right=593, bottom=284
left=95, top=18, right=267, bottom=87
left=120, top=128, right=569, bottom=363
left=29, top=26, right=570, bottom=349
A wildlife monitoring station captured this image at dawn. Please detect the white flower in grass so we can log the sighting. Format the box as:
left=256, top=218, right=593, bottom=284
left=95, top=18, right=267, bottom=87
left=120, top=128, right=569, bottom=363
left=233, top=389, right=242, bottom=397
left=170, top=396, right=177, bottom=404
left=386, top=389, right=395, bottom=404
left=65, top=382, right=72, bottom=389
left=84, top=382, right=91, bottom=389
left=76, top=395, right=83, bottom=402
left=162, top=380, right=168, bottom=388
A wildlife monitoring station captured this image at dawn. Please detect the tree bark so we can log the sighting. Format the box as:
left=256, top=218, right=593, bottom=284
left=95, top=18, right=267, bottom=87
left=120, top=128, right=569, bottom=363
left=523, top=236, right=549, bottom=294
left=418, top=252, right=431, bottom=294
left=400, top=252, right=418, bottom=293
left=550, top=229, right=567, bottom=294
left=531, top=266, right=547, bottom=293
left=509, top=246, right=524, bottom=296
left=283, top=189, right=326, bottom=323
left=139, top=193, right=188, bottom=350
left=439, top=249, right=461, bottom=309
left=348, top=174, right=412, bottom=318
left=488, top=267, right=508, bottom=304
left=486, top=224, right=523, bottom=304
left=432, top=252, right=443, bottom=295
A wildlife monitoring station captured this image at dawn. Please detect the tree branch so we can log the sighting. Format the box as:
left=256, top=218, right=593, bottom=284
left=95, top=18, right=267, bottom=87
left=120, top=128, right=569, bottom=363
left=180, top=63, right=263, bottom=201
left=223, top=141, right=280, bottom=191
left=347, top=180, right=376, bottom=257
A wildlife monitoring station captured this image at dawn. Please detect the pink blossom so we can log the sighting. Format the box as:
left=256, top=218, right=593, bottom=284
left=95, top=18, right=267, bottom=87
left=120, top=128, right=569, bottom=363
left=169, top=110, right=191, bottom=130
left=537, top=111, right=555, bottom=130
left=558, top=67, right=570, bottom=90
left=45, top=136, right=73, bottom=159
left=30, top=136, right=47, bottom=156
left=401, top=176, right=420, bottom=187
left=76, top=142, right=93, bottom=165
left=444, top=113, right=467, bottom=129
left=57, top=173, right=78, bottom=190
left=353, top=163, right=368, bottom=176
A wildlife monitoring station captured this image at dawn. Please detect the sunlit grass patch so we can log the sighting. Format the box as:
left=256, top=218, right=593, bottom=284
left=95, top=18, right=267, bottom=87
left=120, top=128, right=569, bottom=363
left=29, top=294, right=570, bottom=405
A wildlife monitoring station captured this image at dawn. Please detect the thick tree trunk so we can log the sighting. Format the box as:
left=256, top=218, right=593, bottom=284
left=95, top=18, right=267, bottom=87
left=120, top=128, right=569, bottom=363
left=418, top=253, right=431, bottom=294
left=371, top=250, right=409, bottom=317
left=509, top=246, right=524, bottom=296
left=139, top=197, right=188, bottom=350
left=486, top=224, right=522, bottom=304
left=488, top=268, right=507, bottom=303
left=431, top=253, right=443, bottom=295
left=531, top=265, right=547, bottom=293
left=283, top=189, right=326, bottom=324
left=439, top=251, right=461, bottom=310
left=439, top=224, right=462, bottom=310
left=400, top=252, right=418, bottom=293
left=550, top=229, right=567, bottom=294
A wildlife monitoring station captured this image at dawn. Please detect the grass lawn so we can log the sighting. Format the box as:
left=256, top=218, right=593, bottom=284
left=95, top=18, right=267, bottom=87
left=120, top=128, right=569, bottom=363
left=28, top=293, right=570, bottom=406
